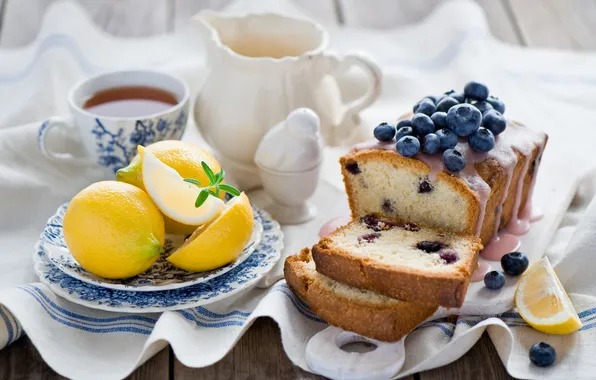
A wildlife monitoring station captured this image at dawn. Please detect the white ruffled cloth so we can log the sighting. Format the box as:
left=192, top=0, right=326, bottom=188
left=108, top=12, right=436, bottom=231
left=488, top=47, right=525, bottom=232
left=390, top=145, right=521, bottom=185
left=1, top=1, right=596, bottom=379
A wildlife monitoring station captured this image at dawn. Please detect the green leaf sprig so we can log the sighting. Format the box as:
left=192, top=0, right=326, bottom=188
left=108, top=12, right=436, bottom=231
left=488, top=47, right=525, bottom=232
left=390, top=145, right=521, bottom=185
left=184, top=161, right=241, bottom=208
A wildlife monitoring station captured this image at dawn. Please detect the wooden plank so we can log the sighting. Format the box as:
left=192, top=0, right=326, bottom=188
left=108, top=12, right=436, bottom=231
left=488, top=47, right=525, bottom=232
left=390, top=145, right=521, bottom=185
left=418, top=333, right=513, bottom=380
left=173, top=318, right=325, bottom=379
left=506, top=0, right=596, bottom=49
left=0, top=336, right=171, bottom=380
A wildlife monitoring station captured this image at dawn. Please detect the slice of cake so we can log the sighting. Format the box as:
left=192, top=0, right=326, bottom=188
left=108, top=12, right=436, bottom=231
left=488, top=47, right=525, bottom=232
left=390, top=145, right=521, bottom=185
left=284, top=248, right=438, bottom=342
left=311, top=216, right=482, bottom=307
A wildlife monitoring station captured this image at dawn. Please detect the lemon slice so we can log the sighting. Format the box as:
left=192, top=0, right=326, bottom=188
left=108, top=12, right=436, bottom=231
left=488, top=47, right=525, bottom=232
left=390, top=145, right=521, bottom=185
left=140, top=146, right=225, bottom=226
left=515, top=257, right=582, bottom=335
left=167, top=192, right=254, bottom=272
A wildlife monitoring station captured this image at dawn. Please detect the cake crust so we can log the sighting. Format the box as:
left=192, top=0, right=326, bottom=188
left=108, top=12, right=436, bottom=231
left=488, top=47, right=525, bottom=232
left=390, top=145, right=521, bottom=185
left=284, top=248, right=438, bottom=342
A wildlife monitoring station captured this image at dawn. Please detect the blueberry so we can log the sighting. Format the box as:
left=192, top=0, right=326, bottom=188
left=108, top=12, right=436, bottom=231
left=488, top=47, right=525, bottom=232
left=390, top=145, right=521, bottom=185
left=446, top=104, right=482, bottom=137
left=396, top=119, right=412, bottom=129
left=418, top=178, right=434, bottom=193
left=395, top=126, right=415, bottom=141
left=345, top=162, right=360, bottom=175
left=439, top=250, right=458, bottom=264
left=443, top=149, right=466, bottom=172
left=464, top=81, right=489, bottom=100
left=358, top=232, right=381, bottom=244
left=373, top=122, right=396, bottom=142
left=435, top=128, right=458, bottom=150
left=411, top=113, right=435, bottom=136
left=425, top=95, right=439, bottom=104
left=436, top=96, right=459, bottom=112
left=415, top=99, right=436, bottom=116
left=444, top=90, right=465, bottom=103
left=484, top=271, right=505, bottom=290
left=487, top=96, right=505, bottom=114
left=473, top=100, right=494, bottom=114
left=396, top=136, right=420, bottom=157
left=529, top=343, right=556, bottom=367
left=431, top=112, right=448, bottom=129
left=468, top=127, right=495, bottom=152
left=501, top=251, right=529, bottom=276
left=416, top=240, right=446, bottom=253
left=482, top=110, right=507, bottom=136
left=422, top=133, right=441, bottom=154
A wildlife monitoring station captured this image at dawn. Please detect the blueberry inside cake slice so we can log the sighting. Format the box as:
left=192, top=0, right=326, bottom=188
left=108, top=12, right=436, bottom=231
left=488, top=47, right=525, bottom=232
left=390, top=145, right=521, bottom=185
left=312, top=216, right=482, bottom=307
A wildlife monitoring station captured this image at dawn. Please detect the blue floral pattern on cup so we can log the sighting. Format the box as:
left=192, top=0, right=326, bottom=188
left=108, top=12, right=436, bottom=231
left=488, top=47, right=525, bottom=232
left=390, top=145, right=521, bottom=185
left=33, top=207, right=283, bottom=312
left=91, top=109, right=187, bottom=173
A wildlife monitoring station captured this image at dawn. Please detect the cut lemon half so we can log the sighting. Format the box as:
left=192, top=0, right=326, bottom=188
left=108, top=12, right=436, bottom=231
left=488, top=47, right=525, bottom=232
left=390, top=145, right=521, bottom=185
left=515, top=257, right=582, bottom=335
left=140, top=146, right=225, bottom=226
left=167, top=192, right=254, bottom=272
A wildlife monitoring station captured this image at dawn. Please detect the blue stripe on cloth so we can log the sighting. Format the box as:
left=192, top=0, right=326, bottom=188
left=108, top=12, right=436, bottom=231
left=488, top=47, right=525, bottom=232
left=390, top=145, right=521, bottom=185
left=270, top=287, right=325, bottom=324
left=579, top=308, right=596, bottom=318
left=23, top=286, right=157, bottom=325
left=5, top=307, right=20, bottom=342
left=177, top=310, right=246, bottom=328
left=418, top=322, right=455, bottom=338
left=20, top=287, right=152, bottom=335
left=193, top=307, right=250, bottom=319
left=275, top=283, right=311, bottom=309
left=0, top=306, right=14, bottom=345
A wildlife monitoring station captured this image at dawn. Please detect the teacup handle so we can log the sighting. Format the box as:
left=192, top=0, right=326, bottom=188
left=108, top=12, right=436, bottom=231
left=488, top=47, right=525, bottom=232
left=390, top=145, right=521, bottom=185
left=38, top=116, right=93, bottom=164
left=324, top=51, right=383, bottom=124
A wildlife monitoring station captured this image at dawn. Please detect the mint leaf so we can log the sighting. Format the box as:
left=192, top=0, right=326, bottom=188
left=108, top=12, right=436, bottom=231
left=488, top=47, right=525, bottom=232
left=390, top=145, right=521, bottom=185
left=195, top=189, right=210, bottom=208
left=184, top=178, right=202, bottom=187
left=219, top=184, right=241, bottom=197
left=201, top=161, right=216, bottom=183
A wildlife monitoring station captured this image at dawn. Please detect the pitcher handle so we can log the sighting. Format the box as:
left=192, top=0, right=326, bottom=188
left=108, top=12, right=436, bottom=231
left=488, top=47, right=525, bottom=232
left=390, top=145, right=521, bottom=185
left=324, top=51, right=383, bottom=124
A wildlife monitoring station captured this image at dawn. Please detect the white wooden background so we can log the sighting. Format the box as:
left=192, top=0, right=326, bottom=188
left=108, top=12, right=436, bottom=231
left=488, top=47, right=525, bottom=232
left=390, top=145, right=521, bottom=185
left=1, top=0, right=595, bottom=50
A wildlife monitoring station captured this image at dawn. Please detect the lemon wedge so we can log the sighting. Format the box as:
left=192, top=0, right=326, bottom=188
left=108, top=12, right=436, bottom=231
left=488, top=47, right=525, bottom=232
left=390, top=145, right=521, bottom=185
left=140, top=146, right=225, bottom=226
left=515, top=257, right=582, bottom=335
left=167, top=192, right=254, bottom=272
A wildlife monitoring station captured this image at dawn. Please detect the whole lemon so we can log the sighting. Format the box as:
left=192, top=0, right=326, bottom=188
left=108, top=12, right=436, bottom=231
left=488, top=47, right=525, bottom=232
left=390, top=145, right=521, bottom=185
left=63, top=181, right=165, bottom=279
left=116, top=140, right=224, bottom=235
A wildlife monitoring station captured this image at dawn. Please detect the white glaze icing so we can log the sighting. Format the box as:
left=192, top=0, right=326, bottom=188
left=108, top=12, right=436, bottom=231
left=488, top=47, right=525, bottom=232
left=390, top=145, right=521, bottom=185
left=351, top=121, right=546, bottom=240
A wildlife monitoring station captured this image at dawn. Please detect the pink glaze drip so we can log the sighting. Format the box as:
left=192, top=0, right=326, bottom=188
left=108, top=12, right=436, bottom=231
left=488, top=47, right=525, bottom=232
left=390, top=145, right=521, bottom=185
left=319, top=216, right=352, bottom=238
left=480, top=232, right=521, bottom=261
left=471, top=261, right=491, bottom=282
left=520, top=203, right=544, bottom=223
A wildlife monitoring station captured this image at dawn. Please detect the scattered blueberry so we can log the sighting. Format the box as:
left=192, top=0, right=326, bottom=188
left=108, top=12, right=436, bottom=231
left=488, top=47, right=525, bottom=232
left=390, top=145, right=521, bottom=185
left=396, top=136, right=421, bottom=157
left=361, top=215, right=380, bottom=230
left=487, top=96, right=505, bottom=114
left=473, top=100, right=494, bottom=114
left=464, top=81, right=489, bottom=100
left=395, top=126, right=415, bottom=141
left=381, top=199, right=395, bottom=213
left=418, top=178, right=434, bottom=193
left=468, top=127, right=495, bottom=152
left=445, top=90, right=465, bottom=103
left=425, top=95, right=439, bottom=104
left=446, top=104, right=482, bottom=137
left=373, top=122, right=396, bottom=142
left=501, top=251, right=529, bottom=276
left=443, top=149, right=466, bottom=172
left=412, top=113, right=435, bottom=136
left=529, top=343, right=556, bottom=368
left=345, top=162, right=360, bottom=175
left=416, top=240, right=446, bottom=253
left=436, top=96, right=459, bottom=112
left=396, top=119, right=412, bottom=129
left=484, top=271, right=505, bottom=290
left=423, top=133, right=441, bottom=154
left=431, top=112, right=448, bottom=129
left=482, top=110, right=507, bottom=136
left=358, top=232, right=381, bottom=244
left=415, top=99, right=436, bottom=116
left=439, top=250, right=458, bottom=264
left=436, top=128, right=458, bottom=150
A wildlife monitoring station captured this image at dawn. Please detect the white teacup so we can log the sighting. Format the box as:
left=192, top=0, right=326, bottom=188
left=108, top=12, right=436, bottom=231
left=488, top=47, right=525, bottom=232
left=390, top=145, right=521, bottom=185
left=37, top=70, right=190, bottom=176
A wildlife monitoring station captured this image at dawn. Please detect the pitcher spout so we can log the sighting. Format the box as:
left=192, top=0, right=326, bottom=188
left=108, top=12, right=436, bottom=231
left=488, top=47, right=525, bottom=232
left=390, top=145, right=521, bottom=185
left=191, top=10, right=222, bottom=48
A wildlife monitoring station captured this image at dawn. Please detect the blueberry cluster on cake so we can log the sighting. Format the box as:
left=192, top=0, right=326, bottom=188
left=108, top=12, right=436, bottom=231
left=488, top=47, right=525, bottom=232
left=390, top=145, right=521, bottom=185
left=284, top=82, right=547, bottom=342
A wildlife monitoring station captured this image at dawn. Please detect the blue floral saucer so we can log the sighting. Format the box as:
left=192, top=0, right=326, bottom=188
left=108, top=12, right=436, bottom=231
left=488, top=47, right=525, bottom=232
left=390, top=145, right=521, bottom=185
left=33, top=208, right=283, bottom=313
left=41, top=203, right=263, bottom=292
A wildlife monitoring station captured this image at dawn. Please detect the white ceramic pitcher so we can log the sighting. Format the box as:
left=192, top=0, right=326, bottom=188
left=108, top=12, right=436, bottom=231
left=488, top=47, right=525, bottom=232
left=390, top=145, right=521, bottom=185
left=193, top=11, right=382, bottom=190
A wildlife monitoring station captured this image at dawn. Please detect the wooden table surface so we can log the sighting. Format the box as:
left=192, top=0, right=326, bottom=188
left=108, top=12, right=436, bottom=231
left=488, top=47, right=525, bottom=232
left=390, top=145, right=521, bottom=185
left=0, top=0, right=594, bottom=379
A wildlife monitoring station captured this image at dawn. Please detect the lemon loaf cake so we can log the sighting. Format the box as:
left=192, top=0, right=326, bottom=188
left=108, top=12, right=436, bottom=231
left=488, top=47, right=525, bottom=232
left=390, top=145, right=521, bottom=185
left=311, top=216, right=482, bottom=307
left=284, top=248, right=437, bottom=342
left=342, top=83, right=547, bottom=245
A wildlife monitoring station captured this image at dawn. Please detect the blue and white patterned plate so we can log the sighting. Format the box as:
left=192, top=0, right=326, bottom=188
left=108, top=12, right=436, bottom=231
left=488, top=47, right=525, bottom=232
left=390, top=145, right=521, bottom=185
left=41, top=203, right=263, bottom=292
left=33, top=208, right=283, bottom=313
